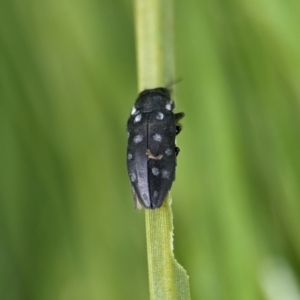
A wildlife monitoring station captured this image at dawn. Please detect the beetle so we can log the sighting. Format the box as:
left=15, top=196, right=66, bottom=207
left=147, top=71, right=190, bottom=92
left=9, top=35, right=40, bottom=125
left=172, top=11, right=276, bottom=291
left=126, top=87, right=184, bottom=209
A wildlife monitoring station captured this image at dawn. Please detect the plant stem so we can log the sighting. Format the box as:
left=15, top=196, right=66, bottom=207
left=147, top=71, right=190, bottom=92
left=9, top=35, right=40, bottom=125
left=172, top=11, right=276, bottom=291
left=135, top=0, right=191, bottom=299
left=135, top=0, right=174, bottom=89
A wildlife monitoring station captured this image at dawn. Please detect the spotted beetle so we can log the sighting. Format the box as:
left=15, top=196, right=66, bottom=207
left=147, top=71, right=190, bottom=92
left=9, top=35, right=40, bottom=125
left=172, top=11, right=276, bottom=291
left=127, top=87, right=184, bottom=209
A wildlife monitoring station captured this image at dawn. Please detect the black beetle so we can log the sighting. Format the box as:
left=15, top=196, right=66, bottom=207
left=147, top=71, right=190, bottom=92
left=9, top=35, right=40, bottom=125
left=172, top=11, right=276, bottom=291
left=127, top=87, right=184, bottom=209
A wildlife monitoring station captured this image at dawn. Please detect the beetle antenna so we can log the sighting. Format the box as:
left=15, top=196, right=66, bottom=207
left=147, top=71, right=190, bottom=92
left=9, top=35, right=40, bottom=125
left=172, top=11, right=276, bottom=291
left=165, top=78, right=183, bottom=92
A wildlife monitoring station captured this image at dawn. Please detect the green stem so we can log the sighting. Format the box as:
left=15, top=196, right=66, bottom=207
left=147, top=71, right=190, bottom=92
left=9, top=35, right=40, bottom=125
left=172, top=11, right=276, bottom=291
left=145, top=196, right=191, bottom=300
left=135, top=0, right=174, bottom=89
left=135, top=0, right=191, bottom=299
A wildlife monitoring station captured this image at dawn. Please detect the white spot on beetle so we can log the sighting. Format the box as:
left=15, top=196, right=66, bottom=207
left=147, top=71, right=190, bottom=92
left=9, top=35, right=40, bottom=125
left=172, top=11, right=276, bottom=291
left=153, top=191, right=158, bottom=198
left=156, top=112, right=164, bottom=120
left=129, top=173, right=136, bottom=182
left=142, top=193, right=149, bottom=201
left=165, top=148, right=172, bottom=156
left=165, top=100, right=173, bottom=111
left=131, top=106, right=137, bottom=115
left=162, top=170, right=170, bottom=179
left=153, top=134, right=162, bottom=142
left=127, top=153, right=133, bottom=160
left=134, top=114, right=142, bottom=123
left=133, top=135, right=143, bottom=143
left=152, top=167, right=159, bottom=176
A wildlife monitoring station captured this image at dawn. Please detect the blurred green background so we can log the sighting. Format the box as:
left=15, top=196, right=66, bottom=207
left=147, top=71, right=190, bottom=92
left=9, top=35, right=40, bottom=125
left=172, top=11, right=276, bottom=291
left=1, top=0, right=300, bottom=299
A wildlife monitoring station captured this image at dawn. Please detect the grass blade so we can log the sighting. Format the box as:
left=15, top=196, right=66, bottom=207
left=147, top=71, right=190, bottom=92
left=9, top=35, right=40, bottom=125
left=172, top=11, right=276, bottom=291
left=135, top=0, right=191, bottom=298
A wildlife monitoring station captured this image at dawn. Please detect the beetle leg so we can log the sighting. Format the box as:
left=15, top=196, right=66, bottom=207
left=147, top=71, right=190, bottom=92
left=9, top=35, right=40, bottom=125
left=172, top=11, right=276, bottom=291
left=175, top=112, right=184, bottom=135
left=176, top=125, right=182, bottom=135
left=175, top=112, right=184, bottom=121
left=175, top=147, right=180, bottom=156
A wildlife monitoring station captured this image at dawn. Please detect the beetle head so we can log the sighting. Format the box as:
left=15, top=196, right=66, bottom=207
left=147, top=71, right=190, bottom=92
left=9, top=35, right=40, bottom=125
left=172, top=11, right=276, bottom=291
left=135, top=87, right=174, bottom=112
